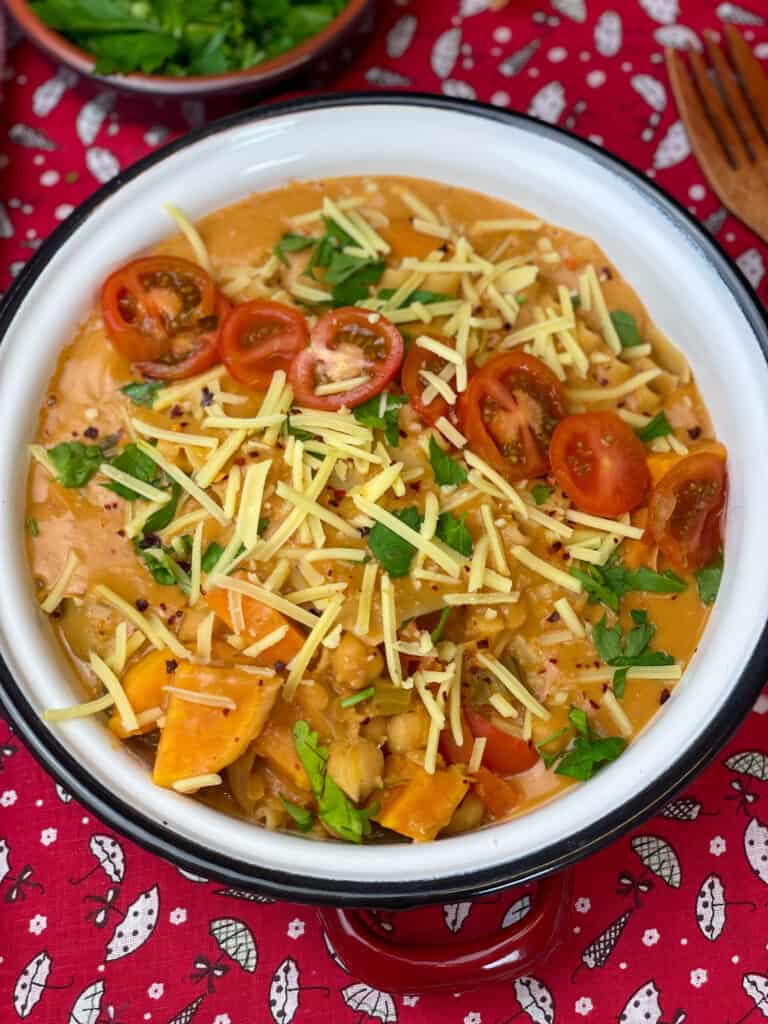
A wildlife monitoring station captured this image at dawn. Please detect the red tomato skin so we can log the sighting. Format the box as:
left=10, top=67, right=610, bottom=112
left=101, top=256, right=217, bottom=365
left=473, top=767, right=520, bottom=819
left=464, top=707, right=539, bottom=775
left=647, top=451, right=727, bottom=572
left=135, top=295, right=231, bottom=381
left=219, top=300, right=309, bottom=391
left=401, top=340, right=450, bottom=426
left=439, top=711, right=474, bottom=765
left=289, top=307, right=404, bottom=411
left=460, top=352, right=567, bottom=482
left=549, top=410, right=651, bottom=516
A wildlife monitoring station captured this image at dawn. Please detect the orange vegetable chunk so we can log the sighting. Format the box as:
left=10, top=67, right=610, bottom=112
left=374, top=754, right=469, bottom=842
left=153, top=662, right=281, bottom=788
left=108, top=648, right=175, bottom=739
left=207, top=579, right=305, bottom=665
left=472, top=766, right=519, bottom=820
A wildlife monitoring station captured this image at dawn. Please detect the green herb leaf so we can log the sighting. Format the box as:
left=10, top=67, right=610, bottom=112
left=572, top=560, right=686, bottom=612
left=292, top=720, right=376, bottom=843
left=120, top=379, right=165, bottom=408
left=592, top=616, right=624, bottom=664
left=324, top=250, right=372, bottom=285
left=331, top=260, right=386, bottom=307
left=429, top=437, right=467, bottom=486
left=430, top=608, right=452, bottom=645
left=368, top=506, right=423, bottom=578
left=555, top=734, right=627, bottom=780
left=48, top=441, right=103, bottom=488
left=613, top=667, right=628, bottom=699
left=610, top=310, right=643, bottom=348
left=568, top=706, right=589, bottom=736
left=592, top=611, right=674, bottom=688
left=570, top=565, right=620, bottom=613
left=274, top=233, right=315, bottom=266
left=201, top=541, right=224, bottom=574
left=531, top=483, right=552, bottom=506
left=142, top=482, right=180, bottom=536
left=257, top=516, right=270, bottom=537
left=637, top=411, right=672, bottom=443
left=534, top=726, right=570, bottom=769
left=340, top=686, right=376, bottom=709
left=86, top=31, right=179, bottom=74
left=436, top=511, right=473, bottom=557
left=106, top=443, right=158, bottom=500
left=285, top=415, right=313, bottom=442
left=26, top=517, right=40, bottom=537
left=377, top=288, right=451, bottom=309
left=280, top=797, right=313, bottom=832
left=694, top=551, right=723, bottom=606
left=353, top=393, right=408, bottom=447
left=133, top=538, right=189, bottom=592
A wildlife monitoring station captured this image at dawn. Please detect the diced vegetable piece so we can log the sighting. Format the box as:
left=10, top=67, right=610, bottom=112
left=622, top=508, right=655, bottom=570
left=252, top=698, right=312, bottom=791
left=374, top=754, right=469, bottom=842
left=207, top=580, right=305, bottom=664
left=108, top=648, right=174, bottom=739
left=472, top=766, right=519, bottom=820
left=153, top=663, right=280, bottom=787
left=369, top=684, right=413, bottom=717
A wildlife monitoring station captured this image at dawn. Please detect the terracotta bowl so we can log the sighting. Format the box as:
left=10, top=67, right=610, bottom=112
left=4, top=0, right=377, bottom=96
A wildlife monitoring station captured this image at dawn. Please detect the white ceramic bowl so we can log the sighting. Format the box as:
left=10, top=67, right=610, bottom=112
left=1, top=96, right=767, bottom=907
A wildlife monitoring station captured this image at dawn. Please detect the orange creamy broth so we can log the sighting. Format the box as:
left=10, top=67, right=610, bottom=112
left=26, top=175, right=720, bottom=839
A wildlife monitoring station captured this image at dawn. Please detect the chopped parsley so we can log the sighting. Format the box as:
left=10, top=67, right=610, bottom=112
left=274, top=232, right=315, bottom=266
left=133, top=539, right=190, bottom=593
left=610, top=309, right=643, bottom=348
left=368, top=506, right=422, bottom=578
left=377, top=288, right=451, bottom=309
left=292, top=721, right=377, bottom=843
left=120, top=379, right=165, bottom=408
left=26, top=517, right=40, bottom=537
left=201, top=541, right=224, bottom=574
left=106, top=443, right=159, bottom=500
left=297, top=217, right=385, bottom=306
left=340, top=686, right=376, bottom=709
left=592, top=609, right=674, bottom=698
left=694, top=552, right=723, bottom=606
left=353, top=392, right=408, bottom=447
left=534, top=726, right=570, bottom=769
left=429, top=437, right=467, bottom=486
left=142, top=482, right=180, bottom=535
left=531, top=483, right=552, bottom=505
left=280, top=797, right=313, bottom=833
left=571, top=560, right=686, bottom=613
left=48, top=441, right=103, bottom=488
left=436, top=511, right=473, bottom=557
left=636, top=411, right=672, bottom=443
left=430, top=607, right=452, bottom=645
left=536, top=708, right=625, bottom=779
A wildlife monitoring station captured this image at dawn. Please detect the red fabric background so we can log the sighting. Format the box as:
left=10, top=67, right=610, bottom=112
left=2, top=1, right=768, bottom=1021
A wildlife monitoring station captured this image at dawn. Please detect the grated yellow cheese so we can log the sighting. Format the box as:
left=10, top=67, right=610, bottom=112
left=223, top=465, right=242, bottom=520
left=472, top=217, right=542, bottom=234
left=290, top=195, right=365, bottom=226
left=575, top=664, right=682, bottom=683
left=623, top=343, right=653, bottom=360
left=435, top=417, right=468, bottom=449
left=164, top=685, right=236, bottom=710
left=196, top=611, right=215, bottom=662
left=468, top=736, right=486, bottom=773
left=236, top=460, right=271, bottom=550
left=527, top=507, right=573, bottom=539
left=242, top=625, right=289, bottom=660
left=565, top=509, right=644, bottom=540
left=94, top=584, right=161, bottom=647
left=165, top=203, right=213, bottom=275
left=99, top=463, right=171, bottom=504
left=147, top=614, right=190, bottom=661
left=511, top=544, right=582, bottom=593
left=353, top=496, right=461, bottom=577
left=284, top=583, right=347, bottom=605
left=195, top=429, right=247, bottom=489
left=480, top=505, right=509, bottom=574
left=159, top=508, right=208, bottom=541
left=284, top=596, right=343, bottom=700
left=464, top=451, right=528, bottom=518
left=554, top=597, right=586, bottom=638
left=619, top=409, right=651, bottom=429
left=106, top=621, right=129, bottom=674
left=43, top=692, right=115, bottom=722
left=489, top=693, right=517, bottom=718
left=314, top=375, right=370, bottom=397
left=172, top=773, right=223, bottom=794
left=153, top=366, right=227, bottom=411
left=444, top=591, right=520, bottom=606
left=380, top=573, right=402, bottom=687
left=276, top=482, right=358, bottom=538
left=90, top=651, right=139, bottom=733
left=208, top=575, right=318, bottom=628
left=586, top=265, right=622, bottom=354
left=355, top=561, right=378, bottom=637
left=602, top=689, right=633, bottom=737
left=477, top=652, right=550, bottom=720
left=137, top=441, right=228, bottom=525
left=412, top=217, right=452, bottom=239
left=40, top=550, right=79, bottom=613
left=468, top=535, right=489, bottom=593
left=502, top=314, right=573, bottom=349
left=131, top=417, right=218, bottom=449
left=566, top=368, right=661, bottom=404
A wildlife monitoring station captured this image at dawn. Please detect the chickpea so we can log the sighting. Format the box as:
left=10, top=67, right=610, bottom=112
left=387, top=706, right=430, bottom=755
left=332, top=633, right=384, bottom=690
left=360, top=715, right=388, bottom=745
left=327, top=739, right=384, bottom=803
left=442, top=793, right=486, bottom=836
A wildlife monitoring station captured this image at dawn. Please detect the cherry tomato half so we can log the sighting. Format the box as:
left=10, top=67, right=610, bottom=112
left=219, top=300, right=309, bottom=391
left=401, top=339, right=451, bottom=426
left=460, top=352, right=567, bottom=481
left=550, top=410, right=650, bottom=516
left=289, top=307, right=404, bottom=411
left=441, top=707, right=538, bottom=775
left=101, top=256, right=219, bottom=374
left=647, top=451, right=727, bottom=572
left=135, top=294, right=231, bottom=381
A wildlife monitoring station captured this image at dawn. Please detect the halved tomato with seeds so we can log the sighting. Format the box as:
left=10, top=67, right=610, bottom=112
left=647, top=451, right=727, bottom=571
left=219, top=299, right=309, bottom=391
left=289, top=307, right=404, bottom=410
left=101, top=256, right=224, bottom=379
left=550, top=410, right=650, bottom=517
left=459, top=351, right=566, bottom=481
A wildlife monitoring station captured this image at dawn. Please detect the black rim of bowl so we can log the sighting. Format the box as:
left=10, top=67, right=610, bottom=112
left=1, top=93, right=767, bottom=908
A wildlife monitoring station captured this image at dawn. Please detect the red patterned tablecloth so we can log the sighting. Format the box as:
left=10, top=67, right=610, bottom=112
left=2, top=2, right=768, bottom=1021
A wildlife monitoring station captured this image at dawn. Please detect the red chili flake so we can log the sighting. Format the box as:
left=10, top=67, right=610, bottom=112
left=688, top=426, right=702, bottom=440
left=84, top=426, right=99, bottom=440
left=660, top=688, right=671, bottom=704
left=135, top=598, right=149, bottom=612
left=547, top=610, right=561, bottom=622
left=274, top=660, right=286, bottom=672
left=165, top=659, right=178, bottom=674
left=170, top=404, right=183, bottom=419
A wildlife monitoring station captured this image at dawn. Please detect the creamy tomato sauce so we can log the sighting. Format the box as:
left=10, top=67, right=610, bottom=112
left=28, top=176, right=726, bottom=843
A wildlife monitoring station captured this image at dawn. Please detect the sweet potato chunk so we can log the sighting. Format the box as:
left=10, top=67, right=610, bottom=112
left=153, top=662, right=281, bottom=788
left=108, top=648, right=175, bottom=739
left=207, top=580, right=305, bottom=665
left=252, top=698, right=310, bottom=791
left=374, top=754, right=469, bottom=842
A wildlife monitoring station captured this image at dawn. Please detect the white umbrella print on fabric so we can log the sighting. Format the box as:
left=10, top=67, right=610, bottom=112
left=631, top=835, right=682, bottom=888
left=509, top=975, right=555, bottom=1024
left=618, top=980, right=686, bottom=1024
left=13, top=951, right=72, bottom=1019
left=696, top=873, right=756, bottom=941
left=68, top=980, right=104, bottom=1024
left=0, top=837, right=10, bottom=884
left=341, top=983, right=398, bottom=1023
left=105, top=885, right=159, bottom=961
left=166, top=995, right=206, bottom=1024
left=70, top=834, right=126, bottom=885
left=209, top=917, right=258, bottom=972
left=269, top=956, right=329, bottom=1024
left=736, top=975, right=768, bottom=1024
